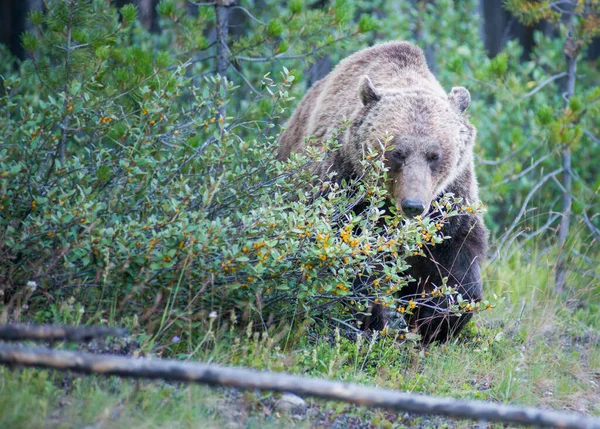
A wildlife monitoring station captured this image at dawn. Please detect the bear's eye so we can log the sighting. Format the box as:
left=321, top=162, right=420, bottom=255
left=426, top=153, right=440, bottom=162
left=392, top=151, right=406, bottom=162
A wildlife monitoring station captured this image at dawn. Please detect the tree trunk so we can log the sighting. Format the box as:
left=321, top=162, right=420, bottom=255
left=138, top=0, right=159, bottom=33
left=215, top=0, right=233, bottom=131
left=0, top=0, right=42, bottom=60
left=554, top=47, right=578, bottom=293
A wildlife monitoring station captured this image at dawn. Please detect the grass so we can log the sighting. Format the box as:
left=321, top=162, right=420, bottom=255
left=1, top=249, right=599, bottom=428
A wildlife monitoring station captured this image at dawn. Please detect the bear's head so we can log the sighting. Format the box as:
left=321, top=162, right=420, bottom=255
left=352, top=75, right=476, bottom=218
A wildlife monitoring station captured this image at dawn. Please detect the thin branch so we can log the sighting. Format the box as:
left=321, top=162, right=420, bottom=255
left=489, top=153, right=552, bottom=187
left=54, top=42, right=91, bottom=51
left=228, top=61, right=260, bottom=94
left=584, top=130, right=600, bottom=145
left=583, top=211, right=600, bottom=242
left=494, top=168, right=563, bottom=256
left=520, top=72, right=567, bottom=98
left=231, top=5, right=266, bottom=25
left=571, top=249, right=600, bottom=275
left=1, top=345, right=599, bottom=429
left=476, top=137, right=535, bottom=166
left=166, top=53, right=216, bottom=71
left=502, top=213, right=561, bottom=261
left=330, top=317, right=364, bottom=334
left=551, top=174, right=568, bottom=194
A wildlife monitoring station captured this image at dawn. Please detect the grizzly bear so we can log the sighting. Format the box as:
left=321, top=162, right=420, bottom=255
left=277, top=41, right=488, bottom=343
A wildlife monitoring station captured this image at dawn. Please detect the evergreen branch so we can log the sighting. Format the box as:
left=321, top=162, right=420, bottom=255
left=100, top=69, right=162, bottom=104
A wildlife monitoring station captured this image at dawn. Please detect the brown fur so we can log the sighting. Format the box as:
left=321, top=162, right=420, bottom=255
left=278, top=41, right=489, bottom=342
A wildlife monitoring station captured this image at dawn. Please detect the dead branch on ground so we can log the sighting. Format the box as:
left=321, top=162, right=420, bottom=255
left=0, top=344, right=599, bottom=429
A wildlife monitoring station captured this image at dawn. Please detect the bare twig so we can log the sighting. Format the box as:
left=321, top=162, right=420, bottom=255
left=228, top=60, right=260, bottom=94
left=503, top=212, right=561, bottom=261
left=231, top=5, right=266, bottom=25
left=582, top=211, right=600, bottom=242
left=489, top=153, right=552, bottom=187
left=584, top=130, right=600, bottom=145
left=1, top=345, right=600, bottom=428
left=493, top=168, right=563, bottom=258
left=476, top=137, right=535, bottom=166
left=520, top=72, right=567, bottom=98
left=330, top=317, right=364, bottom=334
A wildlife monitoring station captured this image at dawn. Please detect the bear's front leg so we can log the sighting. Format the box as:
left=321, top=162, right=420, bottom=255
left=406, top=236, right=484, bottom=343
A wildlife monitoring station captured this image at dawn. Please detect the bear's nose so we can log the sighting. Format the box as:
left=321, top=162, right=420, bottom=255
left=401, top=199, right=425, bottom=218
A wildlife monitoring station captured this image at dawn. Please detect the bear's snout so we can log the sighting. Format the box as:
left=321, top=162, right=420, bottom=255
left=401, top=199, right=426, bottom=218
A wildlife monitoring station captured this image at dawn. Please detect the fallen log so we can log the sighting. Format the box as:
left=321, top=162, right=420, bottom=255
left=0, top=324, right=128, bottom=342
left=0, top=344, right=598, bottom=428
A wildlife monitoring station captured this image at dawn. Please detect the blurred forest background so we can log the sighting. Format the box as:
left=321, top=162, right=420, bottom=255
left=0, top=1, right=599, bottom=427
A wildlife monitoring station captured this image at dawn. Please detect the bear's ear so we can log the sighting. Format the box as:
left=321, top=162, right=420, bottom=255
left=449, top=86, right=471, bottom=113
left=359, top=75, right=381, bottom=106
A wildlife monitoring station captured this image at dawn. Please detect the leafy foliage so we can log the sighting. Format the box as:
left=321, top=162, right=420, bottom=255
left=0, top=0, right=598, bottom=345
left=0, top=1, right=599, bottom=425
left=0, top=0, right=486, bottom=342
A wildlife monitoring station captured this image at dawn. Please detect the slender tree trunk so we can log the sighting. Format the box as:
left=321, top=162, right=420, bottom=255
left=554, top=19, right=578, bottom=293
left=215, top=0, right=232, bottom=134
left=138, top=0, right=159, bottom=33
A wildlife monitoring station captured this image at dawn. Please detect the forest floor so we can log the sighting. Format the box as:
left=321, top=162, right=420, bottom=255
left=1, top=255, right=599, bottom=428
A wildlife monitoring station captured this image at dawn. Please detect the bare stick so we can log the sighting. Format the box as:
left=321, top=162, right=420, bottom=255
left=0, top=325, right=128, bottom=342
left=0, top=345, right=599, bottom=429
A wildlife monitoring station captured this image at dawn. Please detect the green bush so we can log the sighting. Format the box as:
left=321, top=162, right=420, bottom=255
left=1, top=0, right=486, bottom=343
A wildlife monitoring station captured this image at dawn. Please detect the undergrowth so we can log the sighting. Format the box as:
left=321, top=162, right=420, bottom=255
left=2, top=252, right=599, bottom=428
